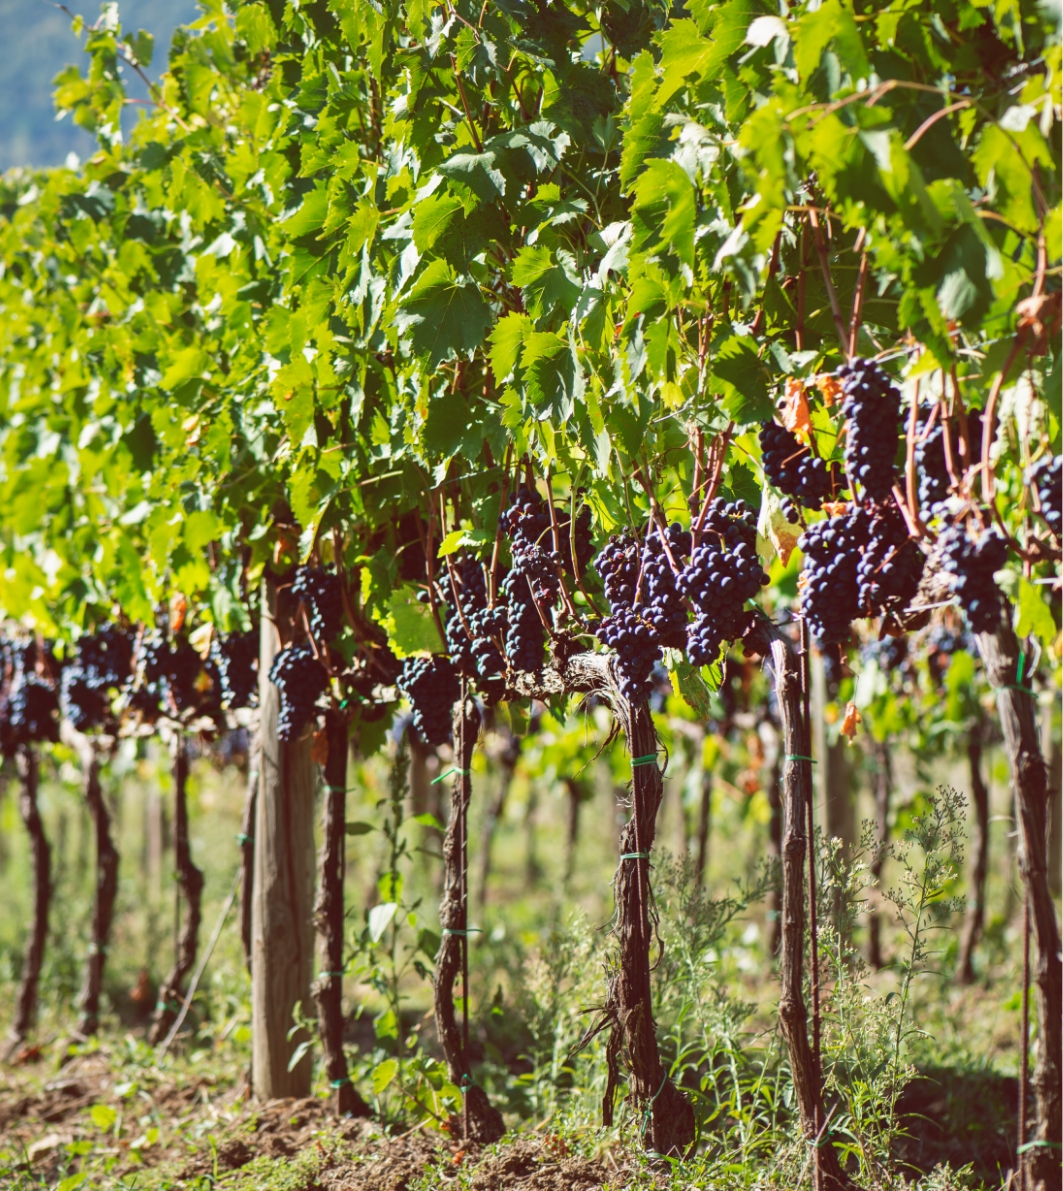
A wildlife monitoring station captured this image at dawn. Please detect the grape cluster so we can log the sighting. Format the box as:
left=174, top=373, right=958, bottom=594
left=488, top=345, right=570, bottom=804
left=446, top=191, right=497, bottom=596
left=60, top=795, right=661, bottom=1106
left=914, top=415, right=951, bottom=513
left=915, top=405, right=984, bottom=515
left=640, top=523, right=691, bottom=648
left=292, top=566, right=345, bottom=643
left=1031, top=455, right=1061, bottom=538
left=799, top=508, right=873, bottom=645
left=445, top=557, right=508, bottom=700
left=678, top=500, right=767, bottom=665
left=925, top=622, right=973, bottom=687
left=856, top=504, right=925, bottom=620
left=502, top=485, right=592, bottom=577
left=211, top=631, right=258, bottom=709
left=60, top=627, right=133, bottom=731
left=0, top=642, right=60, bottom=754
left=397, top=655, right=459, bottom=747
left=759, top=422, right=838, bottom=510
left=596, top=606, right=659, bottom=700
left=861, top=635, right=908, bottom=674
left=141, top=634, right=204, bottom=715
left=502, top=569, right=544, bottom=673
left=269, top=641, right=329, bottom=741
left=839, top=359, right=902, bottom=502
left=595, top=534, right=640, bottom=610
left=938, top=523, right=1007, bottom=633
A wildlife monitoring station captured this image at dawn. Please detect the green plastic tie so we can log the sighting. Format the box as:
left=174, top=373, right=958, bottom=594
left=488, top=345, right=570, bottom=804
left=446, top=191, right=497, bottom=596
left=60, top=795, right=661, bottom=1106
left=1001, top=650, right=1035, bottom=696
left=236, top=832, right=253, bottom=845
left=1018, top=1139, right=1063, bottom=1153
left=631, top=754, right=658, bottom=768
left=432, top=767, right=471, bottom=784
left=640, top=1074, right=669, bottom=1137
left=442, top=927, right=483, bottom=936
left=322, top=971, right=346, bottom=978
left=460, top=1073, right=477, bottom=1090
left=324, top=785, right=356, bottom=793
left=785, top=755, right=817, bottom=763
left=620, top=852, right=649, bottom=861
left=330, top=1078, right=350, bottom=1089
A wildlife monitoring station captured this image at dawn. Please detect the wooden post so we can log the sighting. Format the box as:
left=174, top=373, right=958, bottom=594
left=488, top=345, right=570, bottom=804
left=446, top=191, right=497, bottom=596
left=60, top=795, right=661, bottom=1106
left=252, top=575, right=317, bottom=1099
left=975, top=624, right=1061, bottom=1191
left=313, top=709, right=371, bottom=1117
left=239, top=717, right=258, bottom=973
left=2, top=747, right=51, bottom=1060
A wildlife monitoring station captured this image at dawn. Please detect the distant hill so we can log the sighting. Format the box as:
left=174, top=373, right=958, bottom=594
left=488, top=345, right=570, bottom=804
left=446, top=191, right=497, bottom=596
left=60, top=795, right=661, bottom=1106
left=0, top=0, right=198, bottom=171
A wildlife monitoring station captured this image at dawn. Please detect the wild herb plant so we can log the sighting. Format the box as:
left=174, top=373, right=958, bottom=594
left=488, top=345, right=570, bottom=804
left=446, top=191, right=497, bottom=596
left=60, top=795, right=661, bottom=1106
left=816, top=786, right=967, bottom=1185
left=345, top=733, right=459, bottom=1129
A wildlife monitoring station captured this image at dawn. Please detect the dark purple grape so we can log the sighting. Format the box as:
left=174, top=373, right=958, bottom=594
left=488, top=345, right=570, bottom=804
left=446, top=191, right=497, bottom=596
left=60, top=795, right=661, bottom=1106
left=938, top=523, right=1008, bottom=633
left=396, top=655, right=459, bottom=747
left=269, top=641, right=328, bottom=741
left=838, top=359, right=902, bottom=503
left=292, top=566, right=345, bottom=642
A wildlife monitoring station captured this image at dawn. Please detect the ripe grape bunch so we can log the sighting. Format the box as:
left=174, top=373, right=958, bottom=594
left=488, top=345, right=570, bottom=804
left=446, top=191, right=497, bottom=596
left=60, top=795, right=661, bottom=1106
left=855, top=504, right=925, bottom=621
left=140, top=633, right=205, bottom=716
left=839, top=359, right=902, bottom=503
left=595, top=534, right=640, bottom=611
left=759, top=421, right=838, bottom=517
left=915, top=404, right=984, bottom=515
left=799, top=507, right=873, bottom=646
left=445, top=557, right=508, bottom=699
left=269, top=641, right=329, bottom=741
left=938, top=522, right=1008, bottom=633
left=503, top=487, right=561, bottom=605
left=292, top=566, right=345, bottom=643
left=211, top=631, right=258, bottom=709
left=1031, top=455, right=1061, bottom=538
left=640, top=522, right=691, bottom=649
left=0, top=642, right=60, bottom=753
left=60, top=626, right=133, bottom=732
left=596, top=605, right=659, bottom=700
left=679, top=500, right=768, bottom=666
left=397, top=655, right=459, bottom=747
left=502, top=569, right=544, bottom=674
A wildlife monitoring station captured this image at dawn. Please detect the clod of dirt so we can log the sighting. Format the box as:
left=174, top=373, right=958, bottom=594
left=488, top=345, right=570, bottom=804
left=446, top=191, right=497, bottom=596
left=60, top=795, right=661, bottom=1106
left=216, top=1138, right=255, bottom=1170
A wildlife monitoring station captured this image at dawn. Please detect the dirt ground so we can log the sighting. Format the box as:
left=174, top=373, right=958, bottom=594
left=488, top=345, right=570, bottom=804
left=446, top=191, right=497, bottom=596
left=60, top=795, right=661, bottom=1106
left=0, top=1051, right=638, bottom=1190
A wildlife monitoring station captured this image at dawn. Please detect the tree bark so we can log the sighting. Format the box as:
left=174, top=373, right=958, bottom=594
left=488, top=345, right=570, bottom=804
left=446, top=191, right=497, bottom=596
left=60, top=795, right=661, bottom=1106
left=77, top=748, right=119, bottom=1039
left=252, top=574, right=317, bottom=1099
left=767, top=753, right=783, bottom=956
left=867, top=740, right=892, bottom=971
left=434, top=696, right=505, bottom=1143
left=3, top=748, right=51, bottom=1061
left=769, top=630, right=853, bottom=1191
left=151, top=733, right=205, bottom=1044
left=957, top=721, right=990, bottom=985
left=975, top=625, right=1061, bottom=1191
left=606, top=696, right=695, bottom=1157
left=239, top=721, right=258, bottom=973
left=1045, top=700, right=1061, bottom=900
left=313, top=709, right=371, bottom=1118
left=695, top=753, right=712, bottom=892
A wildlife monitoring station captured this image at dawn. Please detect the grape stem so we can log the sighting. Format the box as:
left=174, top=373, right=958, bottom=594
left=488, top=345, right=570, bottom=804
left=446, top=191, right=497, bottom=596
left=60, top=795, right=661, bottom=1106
left=544, top=471, right=581, bottom=622
left=806, top=208, right=850, bottom=357
left=487, top=445, right=512, bottom=607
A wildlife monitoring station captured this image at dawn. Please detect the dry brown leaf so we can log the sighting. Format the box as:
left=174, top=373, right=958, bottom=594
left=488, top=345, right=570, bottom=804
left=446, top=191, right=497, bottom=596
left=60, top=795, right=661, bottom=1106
left=311, top=727, right=329, bottom=766
left=781, top=378, right=812, bottom=439
left=814, top=373, right=843, bottom=408
left=841, top=702, right=862, bottom=740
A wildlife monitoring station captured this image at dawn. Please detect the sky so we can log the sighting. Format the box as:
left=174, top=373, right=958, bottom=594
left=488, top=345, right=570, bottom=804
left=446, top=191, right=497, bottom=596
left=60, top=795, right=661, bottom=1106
left=0, top=0, right=198, bottom=172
